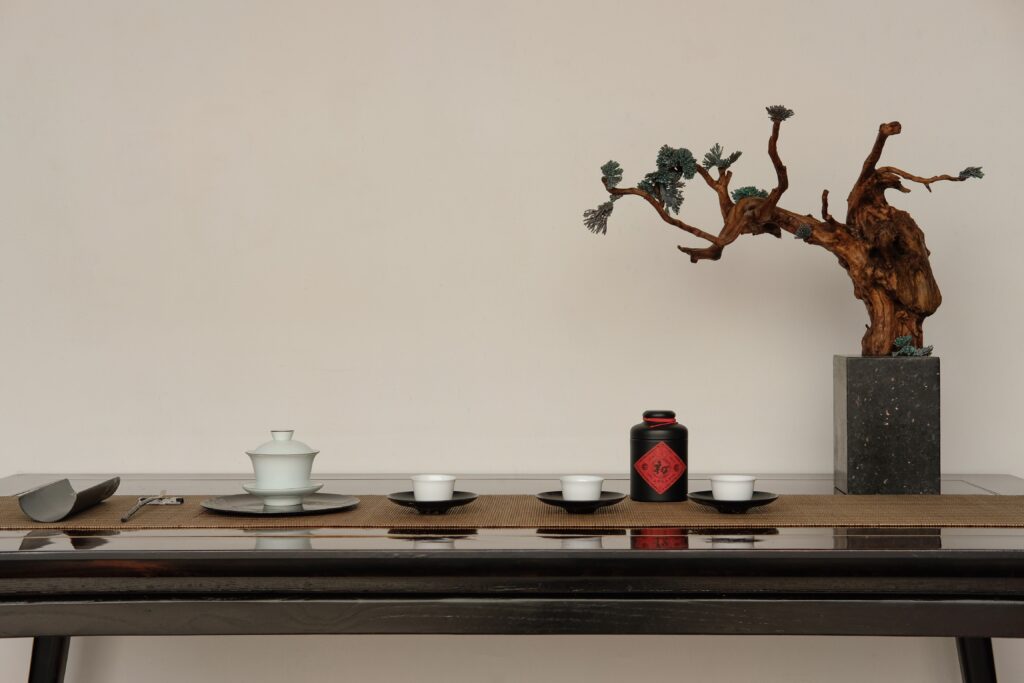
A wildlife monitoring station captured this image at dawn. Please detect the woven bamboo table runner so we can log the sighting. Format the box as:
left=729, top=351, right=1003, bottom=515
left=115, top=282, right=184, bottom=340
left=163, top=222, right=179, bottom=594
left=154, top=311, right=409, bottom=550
left=1, top=494, right=1023, bottom=530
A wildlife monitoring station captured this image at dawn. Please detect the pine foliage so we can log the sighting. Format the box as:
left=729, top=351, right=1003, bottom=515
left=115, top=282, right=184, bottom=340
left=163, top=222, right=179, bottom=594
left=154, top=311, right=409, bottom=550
left=601, top=160, right=624, bottom=188
left=656, top=145, right=698, bottom=179
left=958, top=166, right=984, bottom=180
left=636, top=145, right=696, bottom=215
left=702, top=143, right=742, bottom=171
left=766, top=105, right=794, bottom=122
left=583, top=201, right=615, bottom=235
left=892, top=335, right=934, bottom=356
left=638, top=176, right=684, bottom=214
left=731, top=186, right=769, bottom=202
left=794, top=224, right=813, bottom=241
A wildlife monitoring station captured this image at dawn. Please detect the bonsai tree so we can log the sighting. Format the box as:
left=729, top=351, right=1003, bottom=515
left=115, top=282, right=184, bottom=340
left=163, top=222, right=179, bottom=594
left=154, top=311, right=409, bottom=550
left=583, top=106, right=983, bottom=356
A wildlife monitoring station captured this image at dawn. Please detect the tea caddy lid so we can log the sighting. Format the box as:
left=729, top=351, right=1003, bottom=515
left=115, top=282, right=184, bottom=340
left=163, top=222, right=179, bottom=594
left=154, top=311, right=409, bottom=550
left=630, top=410, right=688, bottom=439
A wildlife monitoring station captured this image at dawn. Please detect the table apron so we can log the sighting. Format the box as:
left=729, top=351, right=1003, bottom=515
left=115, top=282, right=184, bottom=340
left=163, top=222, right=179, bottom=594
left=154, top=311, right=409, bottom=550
left=1, top=597, right=1022, bottom=638
left=3, top=575, right=1024, bottom=598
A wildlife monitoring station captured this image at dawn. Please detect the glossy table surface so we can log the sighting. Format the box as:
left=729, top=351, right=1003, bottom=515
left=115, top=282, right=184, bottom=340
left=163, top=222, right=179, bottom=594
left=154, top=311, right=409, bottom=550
left=0, top=472, right=1022, bottom=554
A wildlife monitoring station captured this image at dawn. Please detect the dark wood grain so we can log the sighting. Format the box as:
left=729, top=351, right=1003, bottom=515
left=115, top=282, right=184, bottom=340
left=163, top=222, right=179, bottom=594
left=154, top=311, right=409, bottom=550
left=1, top=550, right=1023, bottom=598
left=2, top=598, right=1023, bottom=638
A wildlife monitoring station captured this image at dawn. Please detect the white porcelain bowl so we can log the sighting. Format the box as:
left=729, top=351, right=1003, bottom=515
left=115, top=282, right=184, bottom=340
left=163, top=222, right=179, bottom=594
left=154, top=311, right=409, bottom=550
left=560, top=475, right=604, bottom=501
left=412, top=474, right=456, bottom=501
left=710, top=475, right=756, bottom=501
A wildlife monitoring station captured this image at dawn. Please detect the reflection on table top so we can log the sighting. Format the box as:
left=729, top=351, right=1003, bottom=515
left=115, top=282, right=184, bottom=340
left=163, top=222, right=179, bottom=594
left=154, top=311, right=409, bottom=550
left=1, top=473, right=1023, bottom=554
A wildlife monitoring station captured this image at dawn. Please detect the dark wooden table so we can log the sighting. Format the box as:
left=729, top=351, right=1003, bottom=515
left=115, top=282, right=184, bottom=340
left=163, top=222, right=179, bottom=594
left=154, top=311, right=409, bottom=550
left=1, top=473, right=1022, bottom=683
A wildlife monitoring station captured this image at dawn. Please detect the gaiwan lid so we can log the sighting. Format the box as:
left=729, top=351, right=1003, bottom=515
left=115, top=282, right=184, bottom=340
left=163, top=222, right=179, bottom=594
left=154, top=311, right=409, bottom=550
left=246, top=430, right=319, bottom=456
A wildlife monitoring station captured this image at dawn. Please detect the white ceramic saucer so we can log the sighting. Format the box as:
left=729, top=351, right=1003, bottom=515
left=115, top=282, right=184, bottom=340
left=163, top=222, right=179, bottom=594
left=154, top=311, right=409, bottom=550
left=241, top=482, right=324, bottom=507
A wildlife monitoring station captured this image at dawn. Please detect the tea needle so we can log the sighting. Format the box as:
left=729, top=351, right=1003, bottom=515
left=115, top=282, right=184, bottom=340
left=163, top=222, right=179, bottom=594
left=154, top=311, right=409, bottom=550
left=121, top=490, right=167, bottom=523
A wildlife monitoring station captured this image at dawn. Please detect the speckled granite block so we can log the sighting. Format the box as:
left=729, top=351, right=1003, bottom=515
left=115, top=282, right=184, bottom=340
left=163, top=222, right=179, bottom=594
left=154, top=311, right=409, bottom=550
left=834, top=355, right=940, bottom=494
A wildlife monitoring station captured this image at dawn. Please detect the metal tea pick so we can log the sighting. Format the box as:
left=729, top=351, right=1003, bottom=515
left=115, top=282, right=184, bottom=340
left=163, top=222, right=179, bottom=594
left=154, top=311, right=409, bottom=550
left=121, top=490, right=184, bottom=522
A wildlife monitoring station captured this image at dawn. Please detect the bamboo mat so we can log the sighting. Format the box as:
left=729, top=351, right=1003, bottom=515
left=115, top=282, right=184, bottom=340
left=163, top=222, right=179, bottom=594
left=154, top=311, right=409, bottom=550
left=1, top=494, right=1023, bottom=530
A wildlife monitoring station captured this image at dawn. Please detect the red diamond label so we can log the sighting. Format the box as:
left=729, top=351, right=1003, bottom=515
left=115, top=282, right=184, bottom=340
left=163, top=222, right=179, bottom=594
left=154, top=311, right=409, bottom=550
left=634, top=442, right=686, bottom=494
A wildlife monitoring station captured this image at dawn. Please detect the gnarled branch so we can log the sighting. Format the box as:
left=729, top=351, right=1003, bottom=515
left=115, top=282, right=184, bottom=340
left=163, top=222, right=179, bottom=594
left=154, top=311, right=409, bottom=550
left=678, top=200, right=838, bottom=264
left=694, top=165, right=734, bottom=219
left=877, top=166, right=978, bottom=193
left=603, top=179, right=722, bottom=245
left=821, top=189, right=837, bottom=224
left=677, top=199, right=759, bottom=263
left=760, top=119, right=789, bottom=218
left=856, top=121, right=902, bottom=185
left=678, top=244, right=723, bottom=262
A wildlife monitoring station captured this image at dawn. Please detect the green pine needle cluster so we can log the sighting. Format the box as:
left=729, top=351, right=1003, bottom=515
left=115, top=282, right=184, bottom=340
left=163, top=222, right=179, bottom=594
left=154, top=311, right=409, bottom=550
left=583, top=201, right=615, bottom=235
left=731, top=185, right=769, bottom=202
left=601, top=160, right=624, bottom=188
left=766, top=105, right=794, bottom=122
left=656, top=145, right=698, bottom=179
left=958, top=166, right=984, bottom=180
left=702, top=143, right=742, bottom=171
left=794, top=224, right=813, bottom=241
left=638, top=176, right=684, bottom=214
left=892, top=335, right=934, bottom=357
left=636, top=145, right=697, bottom=215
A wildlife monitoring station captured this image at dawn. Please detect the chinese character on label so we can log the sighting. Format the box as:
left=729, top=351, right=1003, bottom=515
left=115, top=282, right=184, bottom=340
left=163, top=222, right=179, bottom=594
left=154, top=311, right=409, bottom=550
left=633, top=442, right=686, bottom=494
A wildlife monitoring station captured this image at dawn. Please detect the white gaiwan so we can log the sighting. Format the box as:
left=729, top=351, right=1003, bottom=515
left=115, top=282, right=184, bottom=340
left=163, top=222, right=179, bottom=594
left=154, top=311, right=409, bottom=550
left=244, top=430, right=321, bottom=506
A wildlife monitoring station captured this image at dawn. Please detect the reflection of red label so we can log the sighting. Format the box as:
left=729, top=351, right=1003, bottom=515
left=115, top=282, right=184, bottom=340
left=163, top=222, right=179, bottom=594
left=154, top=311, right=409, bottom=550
left=634, top=442, right=686, bottom=494
left=631, top=528, right=689, bottom=549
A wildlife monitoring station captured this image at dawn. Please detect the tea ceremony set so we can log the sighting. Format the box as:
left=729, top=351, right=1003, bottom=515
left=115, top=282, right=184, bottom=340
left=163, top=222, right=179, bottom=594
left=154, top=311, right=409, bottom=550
left=203, top=416, right=775, bottom=518
left=12, top=414, right=779, bottom=526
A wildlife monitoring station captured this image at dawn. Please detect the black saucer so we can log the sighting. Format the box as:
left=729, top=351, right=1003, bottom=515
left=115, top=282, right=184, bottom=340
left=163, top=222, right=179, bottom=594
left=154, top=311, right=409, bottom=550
left=536, top=491, right=627, bottom=515
left=387, top=491, right=478, bottom=515
left=688, top=490, right=779, bottom=514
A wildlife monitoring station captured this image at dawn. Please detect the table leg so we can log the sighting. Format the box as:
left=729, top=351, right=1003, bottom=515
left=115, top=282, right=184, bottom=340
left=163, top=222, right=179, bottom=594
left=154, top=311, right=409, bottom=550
left=28, top=636, right=69, bottom=683
left=957, top=637, right=997, bottom=683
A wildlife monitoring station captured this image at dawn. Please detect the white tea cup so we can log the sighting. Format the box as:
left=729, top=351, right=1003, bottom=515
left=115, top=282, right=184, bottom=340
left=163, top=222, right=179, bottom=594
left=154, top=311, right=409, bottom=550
left=560, top=475, right=604, bottom=501
left=412, top=474, right=456, bottom=501
left=710, top=475, right=756, bottom=501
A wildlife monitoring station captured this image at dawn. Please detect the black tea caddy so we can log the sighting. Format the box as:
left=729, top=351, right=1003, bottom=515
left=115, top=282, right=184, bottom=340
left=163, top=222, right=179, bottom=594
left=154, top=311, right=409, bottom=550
left=630, top=410, right=689, bottom=502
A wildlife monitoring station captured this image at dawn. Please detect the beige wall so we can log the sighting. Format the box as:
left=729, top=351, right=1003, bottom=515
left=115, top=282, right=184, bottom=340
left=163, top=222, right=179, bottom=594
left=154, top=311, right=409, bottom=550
left=1, top=1, right=1022, bottom=680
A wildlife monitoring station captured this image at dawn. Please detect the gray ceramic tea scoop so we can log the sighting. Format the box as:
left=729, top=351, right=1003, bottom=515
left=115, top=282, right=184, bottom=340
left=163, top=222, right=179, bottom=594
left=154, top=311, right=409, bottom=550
left=18, top=477, right=121, bottom=523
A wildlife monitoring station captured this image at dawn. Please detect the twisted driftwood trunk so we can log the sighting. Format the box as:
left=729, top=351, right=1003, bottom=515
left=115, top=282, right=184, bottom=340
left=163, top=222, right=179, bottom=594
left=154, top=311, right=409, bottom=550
left=587, top=111, right=982, bottom=356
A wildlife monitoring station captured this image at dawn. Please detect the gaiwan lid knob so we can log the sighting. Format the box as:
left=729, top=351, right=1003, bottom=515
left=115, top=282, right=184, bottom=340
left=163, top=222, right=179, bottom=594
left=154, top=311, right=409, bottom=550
left=246, top=429, right=319, bottom=456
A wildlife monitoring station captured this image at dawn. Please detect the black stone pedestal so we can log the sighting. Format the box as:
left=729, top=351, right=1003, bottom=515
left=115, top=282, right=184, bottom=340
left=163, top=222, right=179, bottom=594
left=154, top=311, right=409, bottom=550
left=834, top=355, right=940, bottom=494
